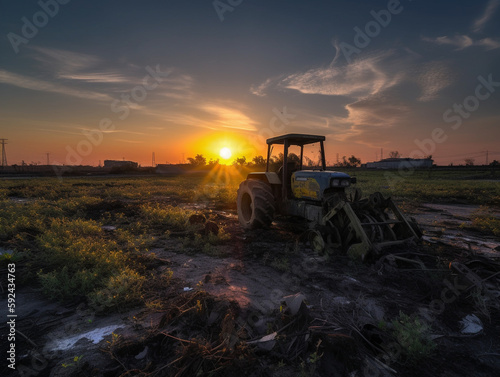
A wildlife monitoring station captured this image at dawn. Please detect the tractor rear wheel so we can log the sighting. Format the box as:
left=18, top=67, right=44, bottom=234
left=237, top=179, right=275, bottom=229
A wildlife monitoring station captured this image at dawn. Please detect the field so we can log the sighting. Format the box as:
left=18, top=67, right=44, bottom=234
left=0, top=167, right=499, bottom=377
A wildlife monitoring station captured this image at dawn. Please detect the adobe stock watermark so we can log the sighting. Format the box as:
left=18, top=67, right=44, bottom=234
left=339, top=0, right=405, bottom=63
left=384, top=73, right=499, bottom=187
left=52, top=65, right=169, bottom=179
left=213, top=0, right=243, bottom=22
left=7, top=0, right=72, bottom=54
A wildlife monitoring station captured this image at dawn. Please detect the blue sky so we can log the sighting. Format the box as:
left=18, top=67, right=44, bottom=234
left=1, top=0, right=499, bottom=165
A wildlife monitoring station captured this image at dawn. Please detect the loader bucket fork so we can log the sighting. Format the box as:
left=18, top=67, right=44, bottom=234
left=318, top=192, right=420, bottom=261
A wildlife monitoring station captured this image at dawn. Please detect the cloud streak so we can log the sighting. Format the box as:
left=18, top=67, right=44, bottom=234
left=31, top=46, right=101, bottom=75
left=280, top=52, right=402, bottom=98
left=0, top=69, right=112, bottom=102
left=422, top=34, right=500, bottom=50
left=472, top=0, right=499, bottom=33
left=59, top=73, right=129, bottom=83
left=158, top=74, right=195, bottom=100
left=200, top=103, right=258, bottom=131
left=250, top=50, right=452, bottom=103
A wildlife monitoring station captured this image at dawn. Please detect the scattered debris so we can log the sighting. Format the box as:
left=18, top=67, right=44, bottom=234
left=283, top=293, right=307, bottom=316
left=46, top=325, right=124, bottom=352
left=247, top=332, right=277, bottom=351
left=460, top=314, right=483, bottom=335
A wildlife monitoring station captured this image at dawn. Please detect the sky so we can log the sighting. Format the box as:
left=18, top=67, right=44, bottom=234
left=1, top=0, right=500, bottom=166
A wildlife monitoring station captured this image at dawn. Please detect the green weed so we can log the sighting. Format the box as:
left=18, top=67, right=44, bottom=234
left=88, top=268, right=145, bottom=312
left=140, top=203, right=193, bottom=230
left=391, top=311, right=436, bottom=363
left=471, top=206, right=500, bottom=236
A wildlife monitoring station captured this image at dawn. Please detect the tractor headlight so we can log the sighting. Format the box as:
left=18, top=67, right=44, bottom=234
left=341, top=179, right=350, bottom=187
left=331, top=179, right=340, bottom=187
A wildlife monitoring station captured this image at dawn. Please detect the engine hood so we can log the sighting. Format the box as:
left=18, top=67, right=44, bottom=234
left=291, top=170, right=353, bottom=201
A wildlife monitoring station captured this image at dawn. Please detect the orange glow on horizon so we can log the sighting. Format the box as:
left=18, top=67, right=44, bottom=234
left=183, top=131, right=263, bottom=164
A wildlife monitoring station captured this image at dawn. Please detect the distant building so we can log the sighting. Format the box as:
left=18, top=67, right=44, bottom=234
left=103, top=160, right=138, bottom=169
left=366, top=158, right=433, bottom=169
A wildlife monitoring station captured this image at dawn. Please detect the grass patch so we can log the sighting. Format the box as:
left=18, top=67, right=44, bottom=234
left=140, top=203, right=193, bottom=230
left=391, top=311, right=436, bottom=364
left=471, top=206, right=500, bottom=236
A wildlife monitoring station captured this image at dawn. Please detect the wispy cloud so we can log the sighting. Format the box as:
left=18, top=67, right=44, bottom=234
left=200, top=103, right=258, bottom=131
left=472, top=0, right=499, bottom=33
left=422, top=34, right=500, bottom=50
left=59, top=73, right=129, bottom=83
left=146, top=100, right=258, bottom=132
left=282, top=52, right=402, bottom=97
left=30, top=46, right=101, bottom=74
left=477, top=37, right=500, bottom=49
left=29, top=46, right=139, bottom=86
left=250, top=51, right=410, bottom=99
left=158, top=74, right=195, bottom=100
left=250, top=78, right=273, bottom=97
left=251, top=49, right=453, bottom=102
left=80, top=128, right=147, bottom=135
left=0, top=69, right=112, bottom=101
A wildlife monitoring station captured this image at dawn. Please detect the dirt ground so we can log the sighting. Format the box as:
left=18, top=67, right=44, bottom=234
left=1, top=201, right=499, bottom=377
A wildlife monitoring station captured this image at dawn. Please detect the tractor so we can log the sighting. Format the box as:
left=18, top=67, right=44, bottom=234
left=236, top=134, right=421, bottom=260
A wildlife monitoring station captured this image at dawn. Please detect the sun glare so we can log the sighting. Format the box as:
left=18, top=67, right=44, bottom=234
left=219, top=147, right=232, bottom=160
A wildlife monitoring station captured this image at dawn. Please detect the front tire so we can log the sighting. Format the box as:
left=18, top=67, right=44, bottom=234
left=237, top=179, right=275, bottom=229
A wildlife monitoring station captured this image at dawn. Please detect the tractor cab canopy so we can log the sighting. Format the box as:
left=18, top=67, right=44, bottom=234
left=266, top=134, right=325, bottom=146
left=266, top=134, right=328, bottom=199
left=266, top=134, right=326, bottom=173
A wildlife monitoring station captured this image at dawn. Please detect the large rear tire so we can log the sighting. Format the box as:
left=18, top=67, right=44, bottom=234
left=237, top=179, right=275, bottom=229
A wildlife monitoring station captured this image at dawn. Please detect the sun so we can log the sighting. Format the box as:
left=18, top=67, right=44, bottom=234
left=219, top=147, right=232, bottom=160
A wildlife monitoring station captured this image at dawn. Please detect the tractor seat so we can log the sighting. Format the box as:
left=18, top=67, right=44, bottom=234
left=278, top=161, right=299, bottom=196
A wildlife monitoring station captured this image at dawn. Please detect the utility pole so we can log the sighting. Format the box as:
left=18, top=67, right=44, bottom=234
left=152, top=152, right=156, bottom=167
left=0, top=139, right=7, bottom=167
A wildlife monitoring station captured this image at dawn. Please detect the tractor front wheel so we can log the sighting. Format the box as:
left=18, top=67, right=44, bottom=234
left=237, top=179, right=275, bottom=229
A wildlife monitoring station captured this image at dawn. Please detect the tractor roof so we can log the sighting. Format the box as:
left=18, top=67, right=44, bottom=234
left=266, top=134, right=325, bottom=146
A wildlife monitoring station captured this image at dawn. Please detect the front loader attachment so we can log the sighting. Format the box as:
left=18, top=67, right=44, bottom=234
left=313, top=192, right=421, bottom=261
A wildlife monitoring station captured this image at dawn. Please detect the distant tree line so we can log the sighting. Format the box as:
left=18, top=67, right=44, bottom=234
left=187, top=152, right=497, bottom=169
left=186, top=153, right=363, bottom=169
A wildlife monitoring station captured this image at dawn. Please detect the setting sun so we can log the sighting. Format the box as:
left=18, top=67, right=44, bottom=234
left=219, top=147, right=232, bottom=160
